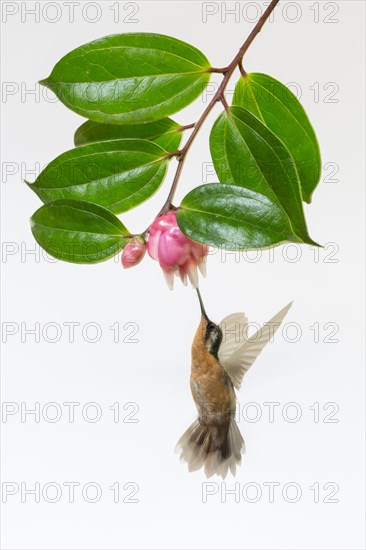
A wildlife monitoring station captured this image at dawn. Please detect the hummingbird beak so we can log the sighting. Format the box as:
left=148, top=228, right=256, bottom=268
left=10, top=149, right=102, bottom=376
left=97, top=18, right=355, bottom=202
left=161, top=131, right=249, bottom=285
left=196, top=288, right=209, bottom=321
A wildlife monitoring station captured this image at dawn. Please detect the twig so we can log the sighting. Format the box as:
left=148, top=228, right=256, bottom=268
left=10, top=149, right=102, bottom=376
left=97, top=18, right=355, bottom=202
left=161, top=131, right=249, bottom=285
left=157, top=0, right=280, bottom=216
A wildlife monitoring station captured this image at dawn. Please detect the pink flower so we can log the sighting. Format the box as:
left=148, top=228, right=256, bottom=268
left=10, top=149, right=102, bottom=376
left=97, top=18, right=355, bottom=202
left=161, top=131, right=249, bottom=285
left=147, top=210, right=208, bottom=289
left=121, top=238, right=146, bottom=269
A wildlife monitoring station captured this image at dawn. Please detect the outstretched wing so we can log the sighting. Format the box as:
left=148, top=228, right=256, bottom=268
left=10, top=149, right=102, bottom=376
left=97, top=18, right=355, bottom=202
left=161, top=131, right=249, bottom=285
left=218, top=312, right=248, bottom=365
left=218, top=303, right=292, bottom=390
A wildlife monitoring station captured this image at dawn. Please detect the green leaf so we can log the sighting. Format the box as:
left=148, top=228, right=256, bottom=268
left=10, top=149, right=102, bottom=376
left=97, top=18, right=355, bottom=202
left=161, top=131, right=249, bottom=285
left=210, top=106, right=316, bottom=245
left=177, top=183, right=297, bottom=250
left=233, top=73, right=321, bottom=203
left=27, top=139, right=169, bottom=214
left=30, top=199, right=130, bottom=264
left=40, top=33, right=211, bottom=124
left=74, top=118, right=183, bottom=152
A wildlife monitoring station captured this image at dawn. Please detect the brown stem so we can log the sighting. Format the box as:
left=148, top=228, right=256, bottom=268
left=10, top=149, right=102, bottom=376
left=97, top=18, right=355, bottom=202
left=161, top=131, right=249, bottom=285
left=221, top=95, right=230, bottom=112
left=207, top=67, right=229, bottom=74
left=157, top=0, right=280, bottom=216
left=179, top=122, right=196, bottom=131
left=239, top=60, right=247, bottom=77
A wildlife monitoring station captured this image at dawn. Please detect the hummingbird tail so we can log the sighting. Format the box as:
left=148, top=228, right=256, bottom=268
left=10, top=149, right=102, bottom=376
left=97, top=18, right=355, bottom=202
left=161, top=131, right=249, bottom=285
left=176, top=417, right=245, bottom=478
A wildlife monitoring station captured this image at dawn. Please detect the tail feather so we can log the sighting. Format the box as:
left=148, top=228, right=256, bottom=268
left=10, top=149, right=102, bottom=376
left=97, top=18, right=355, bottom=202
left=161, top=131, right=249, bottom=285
left=176, top=418, right=245, bottom=478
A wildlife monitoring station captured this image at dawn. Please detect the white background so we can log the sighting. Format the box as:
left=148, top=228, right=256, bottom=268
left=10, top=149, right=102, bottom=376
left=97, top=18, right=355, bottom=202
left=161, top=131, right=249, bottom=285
left=1, top=1, right=365, bottom=549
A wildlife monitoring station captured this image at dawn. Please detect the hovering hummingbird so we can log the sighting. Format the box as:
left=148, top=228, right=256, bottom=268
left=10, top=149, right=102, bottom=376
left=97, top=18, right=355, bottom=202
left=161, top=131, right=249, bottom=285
left=177, top=290, right=292, bottom=478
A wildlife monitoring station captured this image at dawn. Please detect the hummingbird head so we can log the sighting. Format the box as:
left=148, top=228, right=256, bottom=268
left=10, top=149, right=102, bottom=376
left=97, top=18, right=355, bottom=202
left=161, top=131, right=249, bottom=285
left=196, top=289, right=223, bottom=358
left=203, top=320, right=223, bottom=357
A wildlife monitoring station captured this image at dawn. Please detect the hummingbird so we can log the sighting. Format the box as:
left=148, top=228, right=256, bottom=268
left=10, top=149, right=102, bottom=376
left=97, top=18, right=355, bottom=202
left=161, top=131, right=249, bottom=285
left=176, top=289, right=292, bottom=478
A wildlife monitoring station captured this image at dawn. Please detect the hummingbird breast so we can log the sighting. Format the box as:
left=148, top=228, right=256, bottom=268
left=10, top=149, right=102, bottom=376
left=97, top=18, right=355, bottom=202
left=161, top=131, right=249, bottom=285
left=190, top=345, right=236, bottom=425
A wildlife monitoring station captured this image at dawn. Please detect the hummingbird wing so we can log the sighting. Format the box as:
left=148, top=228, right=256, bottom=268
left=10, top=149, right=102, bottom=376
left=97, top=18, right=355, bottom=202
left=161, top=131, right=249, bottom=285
left=218, top=312, right=248, bottom=363
left=218, top=302, right=293, bottom=390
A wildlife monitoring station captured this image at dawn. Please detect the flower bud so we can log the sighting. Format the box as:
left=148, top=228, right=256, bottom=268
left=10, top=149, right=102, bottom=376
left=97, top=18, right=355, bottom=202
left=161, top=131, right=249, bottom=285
left=121, top=238, right=146, bottom=269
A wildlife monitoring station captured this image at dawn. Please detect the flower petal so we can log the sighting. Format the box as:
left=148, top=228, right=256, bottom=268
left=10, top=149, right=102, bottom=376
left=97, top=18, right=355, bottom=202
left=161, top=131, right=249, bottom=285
left=163, top=269, right=175, bottom=290
left=198, top=259, right=207, bottom=277
left=186, top=261, right=199, bottom=288
left=147, top=230, right=161, bottom=261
